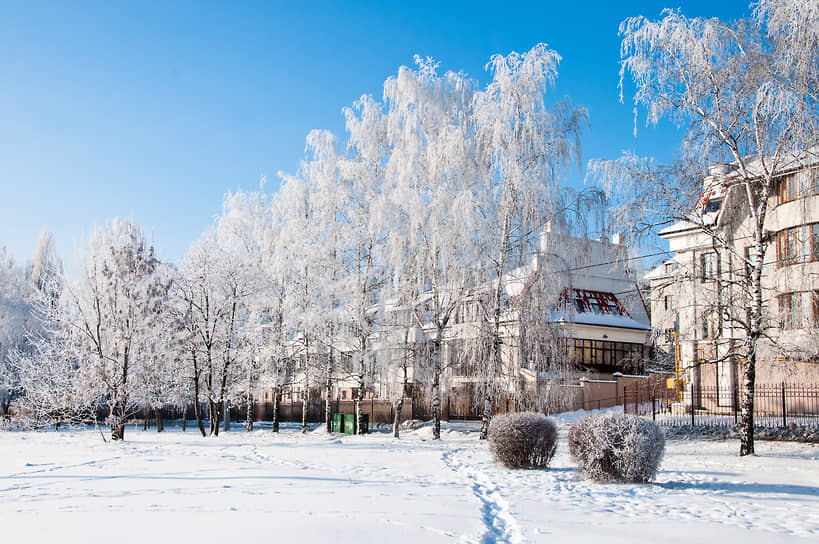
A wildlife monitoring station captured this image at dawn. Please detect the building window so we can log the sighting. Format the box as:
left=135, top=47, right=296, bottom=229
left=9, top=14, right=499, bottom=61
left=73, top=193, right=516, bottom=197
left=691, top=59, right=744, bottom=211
left=702, top=252, right=718, bottom=281
left=571, top=339, right=644, bottom=371
left=703, top=311, right=720, bottom=339
left=814, top=224, right=819, bottom=261
left=704, top=198, right=723, bottom=214
left=778, top=167, right=819, bottom=204
left=567, top=289, right=630, bottom=317
left=664, top=262, right=676, bottom=274
left=779, top=291, right=819, bottom=329
left=779, top=173, right=798, bottom=203
left=664, top=295, right=675, bottom=311
left=777, top=223, right=819, bottom=266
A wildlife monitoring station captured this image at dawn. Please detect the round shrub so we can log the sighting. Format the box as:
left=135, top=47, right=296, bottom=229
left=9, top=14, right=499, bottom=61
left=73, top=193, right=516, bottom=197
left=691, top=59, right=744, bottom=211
left=488, top=412, right=558, bottom=469
left=568, top=413, right=665, bottom=483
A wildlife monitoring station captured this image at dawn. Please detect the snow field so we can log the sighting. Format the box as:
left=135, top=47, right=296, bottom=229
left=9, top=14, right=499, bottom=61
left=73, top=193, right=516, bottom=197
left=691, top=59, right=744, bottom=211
left=1, top=420, right=818, bottom=543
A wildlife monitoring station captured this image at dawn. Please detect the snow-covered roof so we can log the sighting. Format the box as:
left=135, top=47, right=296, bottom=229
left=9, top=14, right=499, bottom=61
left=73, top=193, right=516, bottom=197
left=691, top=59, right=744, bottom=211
left=552, top=309, right=651, bottom=331
left=551, top=288, right=650, bottom=331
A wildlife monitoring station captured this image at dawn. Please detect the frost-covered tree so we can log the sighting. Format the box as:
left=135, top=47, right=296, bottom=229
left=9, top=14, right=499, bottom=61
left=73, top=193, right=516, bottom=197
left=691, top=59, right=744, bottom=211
left=277, top=166, right=333, bottom=433
left=216, top=188, right=282, bottom=432
left=590, top=0, right=819, bottom=455
left=471, top=44, right=587, bottom=439
left=384, top=57, right=481, bottom=440
left=0, top=246, right=36, bottom=418
left=174, top=232, right=250, bottom=437
left=58, top=219, right=171, bottom=440
left=338, top=96, right=392, bottom=434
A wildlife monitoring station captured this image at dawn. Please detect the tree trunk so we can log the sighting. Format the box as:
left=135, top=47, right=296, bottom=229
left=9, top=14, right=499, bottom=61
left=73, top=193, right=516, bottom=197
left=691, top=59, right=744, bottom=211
left=301, top=392, right=308, bottom=434
left=111, top=401, right=126, bottom=441
left=191, top=353, right=206, bottom=437
left=740, top=350, right=756, bottom=456
left=325, top=336, right=335, bottom=433
left=194, top=399, right=205, bottom=437
left=325, top=377, right=333, bottom=434
left=739, top=230, right=765, bottom=456
left=1, top=398, right=11, bottom=421
left=481, top=215, right=511, bottom=440
left=355, top=373, right=365, bottom=435
left=393, top=361, right=409, bottom=438
left=223, top=399, right=230, bottom=432
left=272, top=387, right=279, bottom=433
left=155, top=407, right=164, bottom=432
left=182, top=404, right=188, bottom=432
left=246, top=393, right=254, bottom=432
left=431, top=336, right=442, bottom=440
left=111, top=420, right=125, bottom=441
left=209, top=399, right=219, bottom=436
left=480, top=387, right=493, bottom=440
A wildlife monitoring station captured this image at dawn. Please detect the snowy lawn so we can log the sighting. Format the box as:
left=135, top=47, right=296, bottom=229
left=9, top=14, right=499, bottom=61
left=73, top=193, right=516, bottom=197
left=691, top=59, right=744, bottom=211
left=2, top=415, right=818, bottom=543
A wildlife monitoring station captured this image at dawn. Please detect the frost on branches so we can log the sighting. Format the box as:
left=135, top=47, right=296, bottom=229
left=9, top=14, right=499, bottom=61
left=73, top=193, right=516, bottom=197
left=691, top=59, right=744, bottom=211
left=62, top=220, right=172, bottom=440
left=589, top=0, right=819, bottom=456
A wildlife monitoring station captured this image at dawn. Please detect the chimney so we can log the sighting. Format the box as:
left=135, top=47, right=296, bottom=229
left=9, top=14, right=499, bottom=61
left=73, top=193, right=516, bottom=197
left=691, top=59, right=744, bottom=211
left=540, top=221, right=553, bottom=251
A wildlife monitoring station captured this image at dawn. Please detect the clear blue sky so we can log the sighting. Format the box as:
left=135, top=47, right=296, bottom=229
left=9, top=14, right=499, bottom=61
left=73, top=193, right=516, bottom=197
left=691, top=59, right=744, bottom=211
left=0, top=0, right=752, bottom=276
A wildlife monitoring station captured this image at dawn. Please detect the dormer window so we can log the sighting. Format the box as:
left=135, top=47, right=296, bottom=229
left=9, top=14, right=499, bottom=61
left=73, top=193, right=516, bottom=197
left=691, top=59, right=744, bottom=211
left=704, top=198, right=722, bottom=214
left=567, top=289, right=630, bottom=317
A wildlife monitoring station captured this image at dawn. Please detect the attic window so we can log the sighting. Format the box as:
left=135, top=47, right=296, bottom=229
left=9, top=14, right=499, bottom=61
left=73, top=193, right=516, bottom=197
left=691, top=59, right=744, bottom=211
left=704, top=198, right=722, bottom=214
left=567, top=289, right=631, bottom=318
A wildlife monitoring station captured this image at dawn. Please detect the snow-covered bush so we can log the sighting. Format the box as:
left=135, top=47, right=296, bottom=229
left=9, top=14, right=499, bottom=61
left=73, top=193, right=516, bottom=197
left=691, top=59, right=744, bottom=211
left=488, top=412, right=558, bottom=469
left=569, top=413, right=665, bottom=483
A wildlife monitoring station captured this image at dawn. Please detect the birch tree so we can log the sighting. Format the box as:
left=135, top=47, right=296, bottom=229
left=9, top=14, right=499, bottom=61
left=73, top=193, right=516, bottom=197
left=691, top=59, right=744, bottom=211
left=339, top=95, right=391, bottom=434
left=472, top=43, right=587, bottom=438
left=590, top=0, right=819, bottom=455
left=216, top=188, right=279, bottom=431
left=278, top=165, right=332, bottom=433
left=385, top=57, right=480, bottom=439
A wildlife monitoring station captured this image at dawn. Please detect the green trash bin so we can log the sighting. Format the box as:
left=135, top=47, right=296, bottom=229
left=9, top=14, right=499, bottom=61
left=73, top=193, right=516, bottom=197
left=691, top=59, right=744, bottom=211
left=331, top=413, right=344, bottom=433
left=343, top=414, right=356, bottom=435
left=342, top=413, right=369, bottom=435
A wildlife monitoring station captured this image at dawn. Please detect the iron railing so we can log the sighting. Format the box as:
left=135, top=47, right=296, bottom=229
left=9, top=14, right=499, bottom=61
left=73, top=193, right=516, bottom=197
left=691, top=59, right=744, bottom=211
left=624, top=382, right=819, bottom=428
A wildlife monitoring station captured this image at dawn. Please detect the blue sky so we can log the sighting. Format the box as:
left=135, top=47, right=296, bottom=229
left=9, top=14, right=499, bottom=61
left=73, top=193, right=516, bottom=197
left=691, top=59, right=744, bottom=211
left=0, top=0, right=752, bottom=276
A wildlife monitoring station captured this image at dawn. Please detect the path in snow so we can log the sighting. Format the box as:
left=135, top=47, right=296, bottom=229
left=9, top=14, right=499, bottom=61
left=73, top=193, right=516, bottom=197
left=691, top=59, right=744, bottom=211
left=442, top=448, right=523, bottom=544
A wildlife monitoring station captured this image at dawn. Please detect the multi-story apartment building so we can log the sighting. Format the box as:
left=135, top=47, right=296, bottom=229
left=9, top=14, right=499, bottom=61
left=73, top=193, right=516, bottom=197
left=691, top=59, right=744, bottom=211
left=649, top=161, right=819, bottom=406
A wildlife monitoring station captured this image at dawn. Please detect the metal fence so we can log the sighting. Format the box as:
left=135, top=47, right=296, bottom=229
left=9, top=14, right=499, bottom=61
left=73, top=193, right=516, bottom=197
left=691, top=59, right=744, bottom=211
left=624, top=382, right=819, bottom=428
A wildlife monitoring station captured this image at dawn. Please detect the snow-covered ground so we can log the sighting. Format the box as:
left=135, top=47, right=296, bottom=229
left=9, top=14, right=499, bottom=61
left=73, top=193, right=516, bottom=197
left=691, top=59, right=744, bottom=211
left=2, top=414, right=818, bottom=543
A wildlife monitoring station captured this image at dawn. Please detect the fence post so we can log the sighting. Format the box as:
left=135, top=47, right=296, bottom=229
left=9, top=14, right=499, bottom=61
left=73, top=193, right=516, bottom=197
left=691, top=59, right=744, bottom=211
left=652, top=385, right=656, bottom=422
left=623, top=386, right=628, bottom=414
left=690, top=382, right=695, bottom=427
left=782, top=382, right=787, bottom=427
left=733, top=381, right=738, bottom=425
